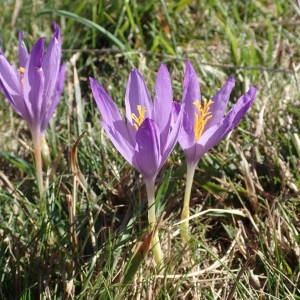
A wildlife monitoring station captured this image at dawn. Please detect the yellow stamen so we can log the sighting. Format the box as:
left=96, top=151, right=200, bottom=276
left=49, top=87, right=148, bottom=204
left=193, top=98, right=214, bottom=141
left=132, top=105, right=147, bottom=130
left=19, top=67, right=25, bottom=73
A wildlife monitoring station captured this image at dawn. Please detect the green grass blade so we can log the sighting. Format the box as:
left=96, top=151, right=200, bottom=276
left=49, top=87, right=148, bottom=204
left=38, top=9, right=127, bottom=50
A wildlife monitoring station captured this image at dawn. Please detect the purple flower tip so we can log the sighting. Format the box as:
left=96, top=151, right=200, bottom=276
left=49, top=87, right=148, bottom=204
left=18, top=31, right=24, bottom=41
left=52, top=22, right=61, bottom=41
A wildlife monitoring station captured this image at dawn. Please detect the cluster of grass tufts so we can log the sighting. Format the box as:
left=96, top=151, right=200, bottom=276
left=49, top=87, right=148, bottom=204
left=0, top=0, right=299, bottom=299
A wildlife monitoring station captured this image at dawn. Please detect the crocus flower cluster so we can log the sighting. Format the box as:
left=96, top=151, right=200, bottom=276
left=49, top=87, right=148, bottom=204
left=0, top=23, right=257, bottom=266
left=0, top=24, right=65, bottom=201
left=90, top=61, right=256, bottom=262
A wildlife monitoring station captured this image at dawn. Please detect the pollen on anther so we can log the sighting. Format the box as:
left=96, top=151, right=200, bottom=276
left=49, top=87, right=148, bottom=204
left=132, top=105, right=147, bottom=131
left=193, top=98, right=214, bottom=141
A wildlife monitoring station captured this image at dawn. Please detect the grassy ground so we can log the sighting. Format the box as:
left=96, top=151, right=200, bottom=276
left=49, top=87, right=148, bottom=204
left=0, top=0, right=299, bottom=299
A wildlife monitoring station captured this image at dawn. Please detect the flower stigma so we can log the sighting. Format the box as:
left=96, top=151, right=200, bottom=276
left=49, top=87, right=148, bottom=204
left=132, top=105, right=147, bottom=130
left=19, top=67, right=25, bottom=86
left=193, top=98, right=214, bottom=141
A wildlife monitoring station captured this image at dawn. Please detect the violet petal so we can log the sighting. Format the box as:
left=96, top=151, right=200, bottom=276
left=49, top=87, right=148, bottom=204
left=102, top=121, right=135, bottom=165
left=23, top=38, right=45, bottom=124
left=134, top=118, right=161, bottom=180
left=42, top=24, right=61, bottom=115
left=206, top=76, right=235, bottom=129
left=18, top=31, right=29, bottom=68
left=41, top=63, right=65, bottom=131
left=125, top=69, right=153, bottom=137
left=178, top=60, right=201, bottom=151
left=153, top=64, right=173, bottom=147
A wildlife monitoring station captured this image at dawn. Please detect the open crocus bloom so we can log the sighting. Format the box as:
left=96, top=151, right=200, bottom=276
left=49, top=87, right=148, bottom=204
left=176, top=60, right=257, bottom=166
left=90, top=64, right=183, bottom=182
left=90, top=64, right=184, bottom=266
left=176, top=60, right=256, bottom=242
left=0, top=23, right=65, bottom=200
left=0, top=23, right=65, bottom=144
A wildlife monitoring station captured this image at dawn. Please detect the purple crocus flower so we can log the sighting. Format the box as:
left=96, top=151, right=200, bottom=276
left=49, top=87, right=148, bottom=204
left=0, top=24, right=65, bottom=199
left=177, top=60, right=256, bottom=241
left=0, top=23, right=65, bottom=143
left=90, top=64, right=184, bottom=265
left=89, top=64, right=183, bottom=181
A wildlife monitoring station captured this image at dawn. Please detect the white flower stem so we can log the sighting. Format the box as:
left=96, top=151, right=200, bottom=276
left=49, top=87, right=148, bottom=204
left=32, top=132, right=45, bottom=213
left=145, top=178, right=164, bottom=267
left=180, top=162, right=197, bottom=242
